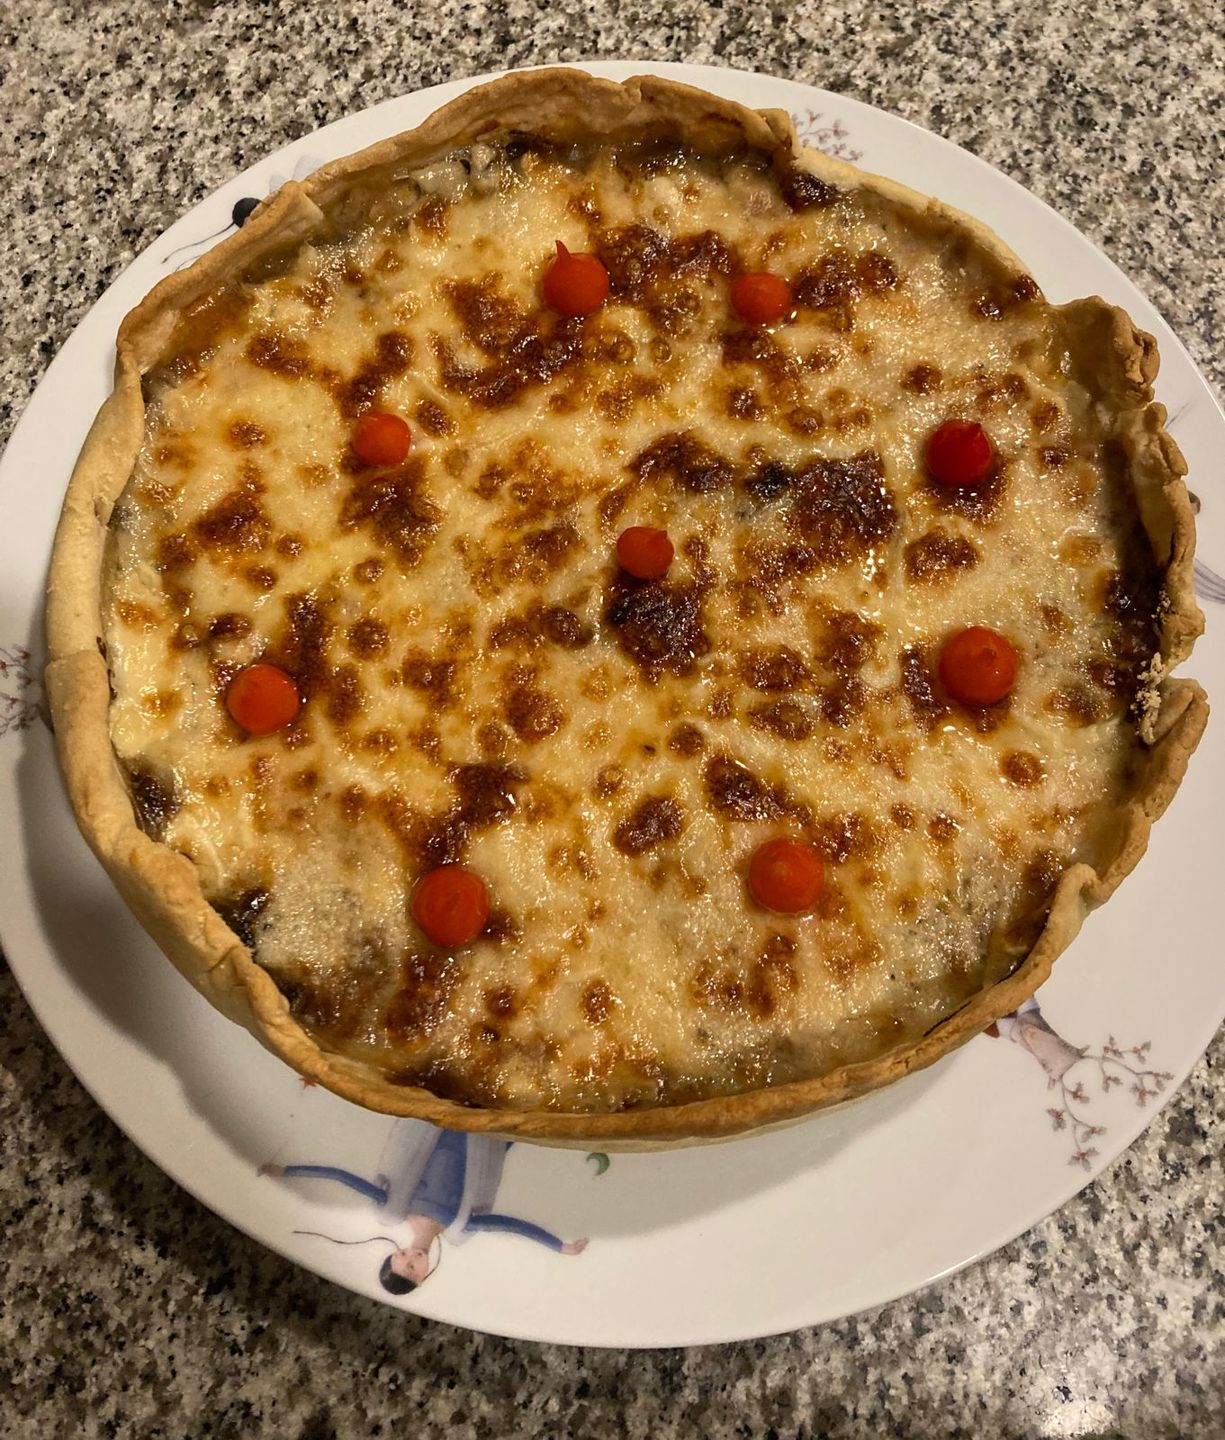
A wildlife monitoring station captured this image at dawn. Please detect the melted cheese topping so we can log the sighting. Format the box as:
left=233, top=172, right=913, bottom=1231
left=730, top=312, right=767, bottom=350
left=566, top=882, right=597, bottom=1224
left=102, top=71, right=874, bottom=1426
left=103, top=139, right=1159, bottom=1111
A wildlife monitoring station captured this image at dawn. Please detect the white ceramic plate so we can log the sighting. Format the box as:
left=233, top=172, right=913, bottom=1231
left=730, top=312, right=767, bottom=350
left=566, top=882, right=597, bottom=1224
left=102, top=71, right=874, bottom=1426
left=2, top=61, right=1221, bottom=1348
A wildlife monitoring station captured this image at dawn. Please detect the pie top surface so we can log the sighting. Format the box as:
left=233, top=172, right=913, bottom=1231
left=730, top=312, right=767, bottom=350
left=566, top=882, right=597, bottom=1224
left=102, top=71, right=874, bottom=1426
left=92, top=101, right=1183, bottom=1116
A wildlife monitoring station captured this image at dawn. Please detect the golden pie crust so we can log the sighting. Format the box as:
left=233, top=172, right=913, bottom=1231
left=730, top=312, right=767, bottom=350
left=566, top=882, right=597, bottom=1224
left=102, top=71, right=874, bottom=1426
left=45, top=70, right=1207, bottom=1145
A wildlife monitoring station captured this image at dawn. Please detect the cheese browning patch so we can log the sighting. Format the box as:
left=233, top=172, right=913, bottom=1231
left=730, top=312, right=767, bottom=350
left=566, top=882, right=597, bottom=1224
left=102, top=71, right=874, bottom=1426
left=103, top=134, right=1167, bottom=1113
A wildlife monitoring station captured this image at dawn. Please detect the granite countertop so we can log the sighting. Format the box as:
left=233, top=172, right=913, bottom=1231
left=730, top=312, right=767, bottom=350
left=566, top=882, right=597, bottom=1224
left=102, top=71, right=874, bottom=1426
left=1, top=1, right=1221, bottom=1435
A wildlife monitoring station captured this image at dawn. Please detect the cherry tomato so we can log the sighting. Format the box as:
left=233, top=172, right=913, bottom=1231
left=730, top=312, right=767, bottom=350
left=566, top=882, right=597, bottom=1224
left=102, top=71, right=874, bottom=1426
left=938, top=626, right=1019, bottom=706
left=411, top=865, right=490, bottom=948
left=730, top=272, right=792, bottom=325
left=225, top=663, right=302, bottom=736
left=542, top=241, right=610, bottom=317
left=616, top=526, right=674, bottom=580
left=747, top=838, right=825, bottom=915
left=352, top=412, right=411, bottom=467
left=925, top=419, right=995, bottom=488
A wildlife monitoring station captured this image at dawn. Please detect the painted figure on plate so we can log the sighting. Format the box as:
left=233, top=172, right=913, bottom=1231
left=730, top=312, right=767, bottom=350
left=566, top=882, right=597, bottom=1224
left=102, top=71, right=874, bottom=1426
left=262, top=1120, right=588, bottom=1292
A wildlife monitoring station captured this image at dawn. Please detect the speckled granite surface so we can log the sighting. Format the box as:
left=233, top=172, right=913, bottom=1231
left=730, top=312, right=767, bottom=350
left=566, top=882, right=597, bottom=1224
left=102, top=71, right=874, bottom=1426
left=1, top=1, right=1222, bottom=1435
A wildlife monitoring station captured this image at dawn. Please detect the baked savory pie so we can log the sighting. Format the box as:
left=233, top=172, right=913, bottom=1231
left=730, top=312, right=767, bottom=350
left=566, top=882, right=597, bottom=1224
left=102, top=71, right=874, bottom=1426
left=46, top=69, right=1207, bottom=1143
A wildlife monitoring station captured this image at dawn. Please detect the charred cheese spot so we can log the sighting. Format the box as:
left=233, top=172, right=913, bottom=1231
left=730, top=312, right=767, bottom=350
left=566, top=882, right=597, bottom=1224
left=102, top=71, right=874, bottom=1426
left=415, top=398, right=454, bottom=436
left=278, top=593, right=332, bottom=699
left=1024, top=848, right=1063, bottom=901
left=244, top=565, right=277, bottom=591
left=385, top=952, right=463, bottom=1042
left=632, top=431, right=734, bottom=494
left=1032, top=401, right=1061, bottom=433
left=778, top=166, right=839, bottom=211
left=193, top=481, right=270, bottom=555
left=362, top=728, right=400, bottom=755
left=666, top=723, right=705, bottom=757
left=346, top=617, right=389, bottom=658
left=740, top=646, right=809, bottom=692
left=400, top=649, right=457, bottom=704
left=1045, top=683, right=1111, bottom=726
left=484, top=984, right=520, bottom=1019
left=903, top=363, right=941, bottom=394
left=815, top=812, right=878, bottom=863
left=336, top=331, right=414, bottom=420
left=453, top=762, right=523, bottom=826
left=581, top=980, right=614, bottom=1025
left=817, top=610, right=880, bottom=673
left=926, top=465, right=1005, bottom=521
left=290, top=768, right=318, bottom=792
left=743, top=458, right=797, bottom=505
left=115, top=599, right=160, bottom=631
left=899, top=646, right=948, bottom=729
left=436, top=314, right=587, bottom=409
left=448, top=277, right=527, bottom=354
left=605, top=579, right=710, bottom=679
left=156, top=532, right=196, bottom=573
left=340, top=459, right=440, bottom=565
left=720, top=326, right=799, bottom=388
left=750, top=699, right=813, bottom=741
left=974, top=273, right=1041, bottom=320
left=593, top=763, right=625, bottom=799
left=1001, top=751, right=1044, bottom=787
left=612, top=794, right=684, bottom=855
left=247, top=333, right=311, bottom=376
left=904, top=528, right=980, bottom=583
left=976, top=371, right=1029, bottom=412
left=787, top=451, right=897, bottom=564
left=505, top=678, right=564, bottom=743
left=326, top=664, right=363, bottom=726
left=227, top=419, right=267, bottom=448
left=727, top=387, right=764, bottom=421
left=212, top=887, right=270, bottom=949
left=794, top=251, right=898, bottom=314
left=540, top=606, right=592, bottom=648
left=703, top=754, right=784, bottom=821
left=138, top=688, right=182, bottom=718
left=594, top=376, right=659, bottom=422
left=125, top=762, right=179, bottom=838
left=499, top=522, right=580, bottom=586
left=414, top=194, right=448, bottom=236
left=594, top=223, right=667, bottom=298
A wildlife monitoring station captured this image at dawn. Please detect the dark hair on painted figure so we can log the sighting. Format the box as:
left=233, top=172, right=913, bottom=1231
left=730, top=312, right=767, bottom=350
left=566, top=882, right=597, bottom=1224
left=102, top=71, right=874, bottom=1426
left=378, top=1254, right=418, bottom=1295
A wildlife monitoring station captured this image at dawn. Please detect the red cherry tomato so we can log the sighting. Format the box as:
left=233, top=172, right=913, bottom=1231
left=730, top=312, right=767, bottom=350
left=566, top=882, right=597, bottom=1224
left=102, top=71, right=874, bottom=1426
left=747, top=838, right=825, bottom=915
left=225, top=664, right=302, bottom=736
left=352, top=412, right=411, bottom=467
left=542, top=241, right=610, bottom=317
left=411, top=865, right=490, bottom=948
left=939, top=626, right=1019, bottom=706
left=925, top=419, right=995, bottom=487
left=730, top=272, right=792, bottom=325
left=616, top=526, right=674, bottom=580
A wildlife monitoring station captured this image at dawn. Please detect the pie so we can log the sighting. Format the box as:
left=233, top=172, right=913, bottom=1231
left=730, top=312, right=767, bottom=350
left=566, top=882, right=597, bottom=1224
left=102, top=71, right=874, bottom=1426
left=45, top=69, right=1207, bottom=1144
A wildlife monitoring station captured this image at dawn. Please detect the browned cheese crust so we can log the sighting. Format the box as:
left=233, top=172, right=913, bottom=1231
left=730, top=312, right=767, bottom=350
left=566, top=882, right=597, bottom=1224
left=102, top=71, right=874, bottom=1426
left=46, top=69, right=1207, bottom=1145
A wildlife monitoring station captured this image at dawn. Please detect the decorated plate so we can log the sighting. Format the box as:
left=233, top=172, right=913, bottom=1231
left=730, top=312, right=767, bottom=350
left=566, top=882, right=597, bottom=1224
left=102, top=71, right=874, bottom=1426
left=1, top=61, right=1221, bottom=1348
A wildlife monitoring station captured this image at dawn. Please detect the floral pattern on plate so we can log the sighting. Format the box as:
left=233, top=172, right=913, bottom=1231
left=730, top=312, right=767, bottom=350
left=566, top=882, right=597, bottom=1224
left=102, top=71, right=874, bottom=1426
left=986, top=999, right=1173, bottom=1168
left=0, top=644, right=41, bottom=737
left=789, top=108, right=864, bottom=162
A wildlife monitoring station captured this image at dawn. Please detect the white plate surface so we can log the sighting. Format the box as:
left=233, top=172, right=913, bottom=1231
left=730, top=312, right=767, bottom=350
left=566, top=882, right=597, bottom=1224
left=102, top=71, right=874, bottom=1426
left=1, top=61, right=1221, bottom=1347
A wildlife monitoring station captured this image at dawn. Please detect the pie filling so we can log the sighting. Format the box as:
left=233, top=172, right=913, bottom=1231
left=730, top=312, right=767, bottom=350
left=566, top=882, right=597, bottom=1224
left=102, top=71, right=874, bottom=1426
left=102, top=136, right=1160, bottom=1111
